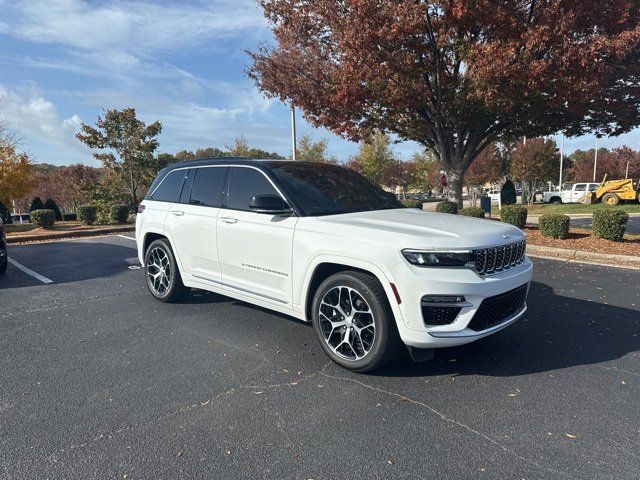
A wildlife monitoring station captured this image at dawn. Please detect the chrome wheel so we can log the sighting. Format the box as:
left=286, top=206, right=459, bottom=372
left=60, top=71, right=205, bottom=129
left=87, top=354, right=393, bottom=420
left=146, top=246, right=171, bottom=296
left=318, top=286, right=376, bottom=361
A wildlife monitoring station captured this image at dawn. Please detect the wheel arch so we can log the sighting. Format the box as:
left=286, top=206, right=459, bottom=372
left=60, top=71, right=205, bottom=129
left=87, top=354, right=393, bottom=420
left=301, top=258, right=402, bottom=324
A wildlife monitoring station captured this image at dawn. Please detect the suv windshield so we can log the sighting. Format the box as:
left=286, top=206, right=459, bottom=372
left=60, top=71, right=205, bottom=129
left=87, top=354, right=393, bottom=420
left=269, top=162, right=403, bottom=216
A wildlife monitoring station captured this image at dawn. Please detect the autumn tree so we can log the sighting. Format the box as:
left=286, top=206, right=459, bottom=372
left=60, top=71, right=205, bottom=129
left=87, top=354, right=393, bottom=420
left=356, top=130, right=395, bottom=185
left=608, top=146, right=640, bottom=178
left=464, top=143, right=502, bottom=206
left=382, top=161, right=416, bottom=195
left=568, top=148, right=610, bottom=183
left=250, top=0, right=640, bottom=207
left=511, top=138, right=559, bottom=204
left=296, top=135, right=336, bottom=163
left=76, top=108, right=162, bottom=209
left=0, top=144, right=36, bottom=209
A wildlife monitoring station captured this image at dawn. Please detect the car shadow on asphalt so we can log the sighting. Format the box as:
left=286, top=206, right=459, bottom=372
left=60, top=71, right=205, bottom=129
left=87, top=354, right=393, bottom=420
left=375, top=280, right=640, bottom=377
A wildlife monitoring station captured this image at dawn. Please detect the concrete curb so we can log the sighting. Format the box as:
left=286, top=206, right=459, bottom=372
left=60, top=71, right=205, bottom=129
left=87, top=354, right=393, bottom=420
left=527, top=243, right=640, bottom=267
left=7, top=225, right=135, bottom=244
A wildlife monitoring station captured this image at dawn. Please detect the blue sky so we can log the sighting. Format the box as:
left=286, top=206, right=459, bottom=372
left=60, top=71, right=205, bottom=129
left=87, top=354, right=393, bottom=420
left=0, top=0, right=638, bottom=167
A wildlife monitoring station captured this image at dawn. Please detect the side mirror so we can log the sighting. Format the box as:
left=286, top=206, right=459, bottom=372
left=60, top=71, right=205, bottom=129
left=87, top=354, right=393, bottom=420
left=249, top=194, right=293, bottom=215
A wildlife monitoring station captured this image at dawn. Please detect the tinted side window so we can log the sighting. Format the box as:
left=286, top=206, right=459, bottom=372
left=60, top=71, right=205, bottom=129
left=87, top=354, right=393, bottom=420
left=588, top=184, right=598, bottom=192
left=574, top=184, right=586, bottom=191
left=152, top=170, right=186, bottom=202
left=190, top=167, right=227, bottom=207
left=226, top=167, right=278, bottom=211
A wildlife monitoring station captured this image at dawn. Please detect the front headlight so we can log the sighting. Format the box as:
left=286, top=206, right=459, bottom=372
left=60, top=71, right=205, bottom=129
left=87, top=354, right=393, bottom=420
left=402, top=249, right=473, bottom=267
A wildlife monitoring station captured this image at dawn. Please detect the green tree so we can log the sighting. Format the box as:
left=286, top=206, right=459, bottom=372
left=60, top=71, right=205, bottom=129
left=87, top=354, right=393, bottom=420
left=296, top=135, right=335, bottom=163
left=29, top=196, right=44, bottom=212
left=357, top=130, right=395, bottom=185
left=76, top=108, right=162, bottom=209
left=409, top=150, right=438, bottom=193
left=44, top=198, right=62, bottom=221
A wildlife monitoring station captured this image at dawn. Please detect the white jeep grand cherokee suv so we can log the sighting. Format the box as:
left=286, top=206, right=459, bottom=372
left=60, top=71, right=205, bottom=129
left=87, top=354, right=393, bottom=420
left=136, top=159, right=532, bottom=372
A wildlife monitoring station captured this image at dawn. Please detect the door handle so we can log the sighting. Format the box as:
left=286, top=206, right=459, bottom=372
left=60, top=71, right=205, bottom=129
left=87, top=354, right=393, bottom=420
left=220, top=216, right=238, bottom=224
left=171, top=210, right=184, bottom=216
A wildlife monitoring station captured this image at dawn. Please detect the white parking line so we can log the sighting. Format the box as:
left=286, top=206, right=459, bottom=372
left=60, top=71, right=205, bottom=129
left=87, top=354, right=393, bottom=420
left=117, top=235, right=136, bottom=241
left=7, top=258, right=54, bottom=284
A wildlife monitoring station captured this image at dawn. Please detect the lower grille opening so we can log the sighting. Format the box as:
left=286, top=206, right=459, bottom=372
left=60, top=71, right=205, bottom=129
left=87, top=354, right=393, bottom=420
left=467, top=283, right=528, bottom=332
left=422, top=305, right=462, bottom=326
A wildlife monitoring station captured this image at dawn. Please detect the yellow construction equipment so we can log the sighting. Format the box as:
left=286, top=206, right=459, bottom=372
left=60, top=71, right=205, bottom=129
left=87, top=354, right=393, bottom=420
left=583, top=174, right=640, bottom=205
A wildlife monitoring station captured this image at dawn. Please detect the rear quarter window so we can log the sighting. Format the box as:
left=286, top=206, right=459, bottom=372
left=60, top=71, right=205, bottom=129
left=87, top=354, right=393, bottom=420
left=150, top=170, right=187, bottom=203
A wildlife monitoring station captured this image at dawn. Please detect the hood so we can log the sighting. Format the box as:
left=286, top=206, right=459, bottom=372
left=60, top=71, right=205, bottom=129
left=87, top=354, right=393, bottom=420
left=309, top=208, right=525, bottom=250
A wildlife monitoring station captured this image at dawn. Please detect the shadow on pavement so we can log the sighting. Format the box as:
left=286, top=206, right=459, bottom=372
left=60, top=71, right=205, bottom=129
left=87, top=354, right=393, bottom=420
left=376, top=280, right=640, bottom=377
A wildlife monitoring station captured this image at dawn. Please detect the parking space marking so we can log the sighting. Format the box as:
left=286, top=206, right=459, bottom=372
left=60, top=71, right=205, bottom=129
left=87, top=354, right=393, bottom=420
left=7, top=258, right=53, bottom=284
left=117, top=234, right=136, bottom=241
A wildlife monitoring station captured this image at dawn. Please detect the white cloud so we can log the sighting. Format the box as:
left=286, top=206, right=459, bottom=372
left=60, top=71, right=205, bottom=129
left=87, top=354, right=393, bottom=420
left=7, top=0, right=268, bottom=53
left=0, top=83, right=91, bottom=163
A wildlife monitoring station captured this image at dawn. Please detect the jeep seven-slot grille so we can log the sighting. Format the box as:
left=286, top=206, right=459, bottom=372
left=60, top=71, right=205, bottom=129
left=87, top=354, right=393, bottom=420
left=467, top=283, right=528, bottom=331
left=474, top=239, right=526, bottom=275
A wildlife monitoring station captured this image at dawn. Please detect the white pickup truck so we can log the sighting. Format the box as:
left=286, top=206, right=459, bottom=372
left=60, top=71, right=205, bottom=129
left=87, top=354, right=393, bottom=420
left=543, top=183, right=600, bottom=204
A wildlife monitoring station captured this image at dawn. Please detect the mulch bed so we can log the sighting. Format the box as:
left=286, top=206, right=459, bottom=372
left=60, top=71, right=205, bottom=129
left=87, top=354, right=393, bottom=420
left=524, top=226, right=640, bottom=257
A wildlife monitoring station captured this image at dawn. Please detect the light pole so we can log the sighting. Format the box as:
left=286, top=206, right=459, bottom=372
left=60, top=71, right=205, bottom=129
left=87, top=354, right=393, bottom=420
left=592, top=136, right=598, bottom=183
left=290, top=103, right=297, bottom=161
left=559, top=134, right=564, bottom=188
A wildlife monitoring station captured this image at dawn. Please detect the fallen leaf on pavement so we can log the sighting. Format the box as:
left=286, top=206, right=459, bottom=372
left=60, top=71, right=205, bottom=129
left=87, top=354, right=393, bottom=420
left=253, top=390, right=264, bottom=395
left=565, top=433, right=577, bottom=439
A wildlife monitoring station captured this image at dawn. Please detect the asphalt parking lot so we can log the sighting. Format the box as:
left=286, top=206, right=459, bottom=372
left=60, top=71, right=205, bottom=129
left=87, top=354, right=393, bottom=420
left=570, top=216, right=640, bottom=234
left=1, top=235, right=639, bottom=480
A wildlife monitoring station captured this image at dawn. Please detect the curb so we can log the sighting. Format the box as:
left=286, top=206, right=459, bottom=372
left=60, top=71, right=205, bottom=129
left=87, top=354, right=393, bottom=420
left=7, top=226, right=135, bottom=244
left=526, top=244, right=640, bottom=267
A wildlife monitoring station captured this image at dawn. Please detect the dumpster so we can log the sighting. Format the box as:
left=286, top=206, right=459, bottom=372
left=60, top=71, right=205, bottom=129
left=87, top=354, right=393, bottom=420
left=480, top=196, right=491, bottom=215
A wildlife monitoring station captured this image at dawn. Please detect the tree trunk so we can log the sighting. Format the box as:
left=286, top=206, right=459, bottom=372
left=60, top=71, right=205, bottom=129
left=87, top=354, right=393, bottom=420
left=447, top=170, right=464, bottom=209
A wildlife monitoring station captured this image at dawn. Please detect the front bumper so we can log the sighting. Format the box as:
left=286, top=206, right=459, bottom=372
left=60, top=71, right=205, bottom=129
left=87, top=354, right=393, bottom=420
left=390, top=256, right=533, bottom=349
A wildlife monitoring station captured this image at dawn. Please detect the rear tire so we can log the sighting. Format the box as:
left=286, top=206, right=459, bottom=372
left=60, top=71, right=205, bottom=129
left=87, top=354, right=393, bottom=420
left=550, top=197, right=562, bottom=204
left=311, top=271, right=402, bottom=373
left=0, top=253, right=7, bottom=274
left=602, top=193, right=619, bottom=206
left=144, top=238, right=188, bottom=302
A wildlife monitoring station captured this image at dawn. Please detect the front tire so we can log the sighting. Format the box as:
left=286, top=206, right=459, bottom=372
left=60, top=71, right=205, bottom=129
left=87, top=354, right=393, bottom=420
left=144, top=239, right=188, bottom=302
left=311, top=271, right=402, bottom=373
left=602, top=193, right=619, bottom=206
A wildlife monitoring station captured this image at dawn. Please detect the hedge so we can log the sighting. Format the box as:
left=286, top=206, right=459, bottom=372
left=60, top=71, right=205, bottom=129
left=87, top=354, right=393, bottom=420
left=77, top=205, right=97, bottom=225
left=401, top=199, right=423, bottom=209
left=110, top=204, right=130, bottom=223
left=592, top=208, right=628, bottom=242
left=63, top=213, right=77, bottom=221
left=435, top=200, right=458, bottom=214
left=539, top=214, right=570, bottom=239
left=30, top=209, right=56, bottom=228
left=459, top=207, right=485, bottom=218
left=500, top=205, right=527, bottom=228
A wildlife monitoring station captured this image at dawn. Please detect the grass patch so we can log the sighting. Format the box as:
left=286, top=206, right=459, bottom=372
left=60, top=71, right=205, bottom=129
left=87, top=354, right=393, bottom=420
left=493, top=203, right=640, bottom=216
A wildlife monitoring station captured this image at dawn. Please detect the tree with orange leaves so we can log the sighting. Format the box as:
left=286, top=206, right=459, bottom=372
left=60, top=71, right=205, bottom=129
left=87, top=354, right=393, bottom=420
left=249, top=1, right=640, bottom=207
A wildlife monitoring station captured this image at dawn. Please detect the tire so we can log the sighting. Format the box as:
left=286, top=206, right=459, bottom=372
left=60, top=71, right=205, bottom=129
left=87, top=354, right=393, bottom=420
left=602, top=193, right=619, bottom=206
left=311, top=271, right=402, bottom=373
left=144, top=238, right=188, bottom=302
left=550, top=197, right=562, bottom=204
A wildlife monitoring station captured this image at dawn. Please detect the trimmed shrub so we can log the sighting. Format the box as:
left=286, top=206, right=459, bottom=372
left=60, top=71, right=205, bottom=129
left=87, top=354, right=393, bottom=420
left=77, top=205, right=97, bottom=225
left=500, top=205, right=528, bottom=228
left=592, top=208, right=628, bottom=242
left=401, top=199, right=423, bottom=209
left=29, top=196, right=44, bottom=212
left=110, top=204, right=130, bottom=223
left=30, top=209, right=55, bottom=228
left=0, top=201, right=12, bottom=224
left=63, top=213, right=77, bottom=221
left=539, top=214, right=570, bottom=239
left=44, top=198, right=63, bottom=221
left=460, top=207, right=485, bottom=218
left=435, top=200, right=458, bottom=214
left=500, top=180, right=517, bottom=206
